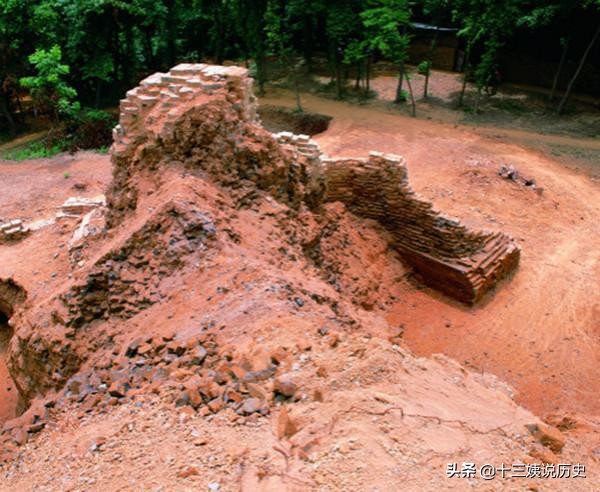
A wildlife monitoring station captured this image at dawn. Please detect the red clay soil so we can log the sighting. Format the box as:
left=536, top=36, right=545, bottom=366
left=270, top=92, right=599, bottom=419
left=0, top=327, right=17, bottom=424
left=0, top=79, right=598, bottom=490
left=0, top=152, right=110, bottom=426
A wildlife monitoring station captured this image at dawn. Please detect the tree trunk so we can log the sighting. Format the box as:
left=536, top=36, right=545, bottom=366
left=474, top=86, right=482, bottom=113
left=366, top=57, right=371, bottom=95
left=143, top=29, right=156, bottom=68
left=404, top=73, right=416, bottom=117
left=294, top=76, right=302, bottom=112
left=290, top=61, right=302, bottom=112
left=549, top=36, right=569, bottom=103
left=301, top=13, right=314, bottom=71
left=394, top=62, right=405, bottom=103
left=335, top=59, right=343, bottom=99
left=458, top=41, right=472, bottom=107
left=256, top=52, right=267, bottom=95
left=0, top=95, right=16, bottom=136
left=423, top=29, right=439, bottom=99
left=558, top=23, right=600, bottom=115
left=123, top=22, right=135, bottom=88
left=163, top=0, right=177, bottom=66
left=15, top=92, right=24, bottom=124
left=214, top=5, right=226, bottom=64
left=95, top=80, right=102, bottom=108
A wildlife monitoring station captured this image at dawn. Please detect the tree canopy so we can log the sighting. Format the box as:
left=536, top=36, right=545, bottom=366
left=1, top=0, right=599, bottom=134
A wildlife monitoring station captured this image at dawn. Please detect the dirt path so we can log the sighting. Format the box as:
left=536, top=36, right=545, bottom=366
left=0, top=131, right=47, bottom=153
left=263, top=90, right=600, bottom=418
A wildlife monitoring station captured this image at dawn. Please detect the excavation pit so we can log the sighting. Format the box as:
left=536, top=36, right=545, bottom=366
left=258, top=105, right=332, bottom=136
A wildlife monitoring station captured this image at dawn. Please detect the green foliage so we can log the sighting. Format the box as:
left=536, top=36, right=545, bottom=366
left=417, top=60, right=432, bottom=76
left=1, top=140, right=64, bottom=161
left=2, top=107, right=115, bottom=159
left=64, top=108, right=116, bottom=150
left=343, top=39, right=368, bottom=66
left=1, top=0, right=597, bottom=133
left=360, top=0, right=411, bottom=65
left=264, top=0, right=297, bottom=62
left=20, top=45, right=80, bottom=120
left=360, top=0, right=412, bottom=103
left=453, top=0, right=525, bottom=91
left=264, top=0, right=305, bottom=110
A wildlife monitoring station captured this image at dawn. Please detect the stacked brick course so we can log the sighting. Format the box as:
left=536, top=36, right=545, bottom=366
left=113, top=63, right=258, bottom=149
left=322, top=152, right=520, bottom=303
left=107, top=63, right=322, bottom=226
left=0, top=220, right=29, bottom=243
left=272, top=131, right=322, bottom=161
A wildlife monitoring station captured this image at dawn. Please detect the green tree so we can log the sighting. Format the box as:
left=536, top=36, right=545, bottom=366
left=556, top=0, right=600, bottom=114
left=453, top=0, right=525, bottom=110
left=361, top=0, right=412, bottom=104
left=265, top=0, right=304, bottom=111
left=517, top=0, right=571, bottom=104
left=324, top=1, right=363, bottom=99
left=20, top=45, right=79, bottom=122
left=0, top=0, right=37, bottom=134
left=232, top=0, right=269, bottom=94
left=419, top=0, right=449, bottom=99
left=344, top=38, right=373, bottom=96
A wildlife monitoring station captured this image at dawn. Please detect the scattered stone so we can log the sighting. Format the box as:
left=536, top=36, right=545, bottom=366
left=240, top=398, right=264, bottom=415
left=526, top=423, right=565, bottom=453
left=318, top=326, right=329, bottom=336
left=177, top=466, right=200, bottom=478
left=125, top=338, right=142, bottom=357
left=276, top=407, right=298, bottom=439
left=246, top=382, right=270, bottom=401
left=327, top=333, right=340, bottom=348
left=108, top=380, right=130, bottom=398
left=0, top=219, right=30, bottom=243
left=57, top=195, right=106, bottom=218
left=273, top=377, right=297, bottom=398
left=190, top=345, right=208, bottom=365
left=207, top=398, right=225, bottom=413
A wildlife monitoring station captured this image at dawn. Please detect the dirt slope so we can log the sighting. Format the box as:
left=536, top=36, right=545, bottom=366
left=0, top=75, right=598, bottom=490
left=262, top=91, right=600, bottom=418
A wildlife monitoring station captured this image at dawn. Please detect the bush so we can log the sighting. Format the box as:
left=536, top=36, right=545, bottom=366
left=65, top=109, right=116, bottom=150
left=20, top=45, right=80, bottom=121
left=1, top=141, right=64, bottom=161
left=417, top=60, right=431, bottom=76
left=2, top=108, right=116, bottom=160
left=41, top=108, right=115, bottom=151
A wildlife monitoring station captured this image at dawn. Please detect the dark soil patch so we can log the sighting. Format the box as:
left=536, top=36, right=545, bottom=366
left=259, top=105, right=332, bottom=136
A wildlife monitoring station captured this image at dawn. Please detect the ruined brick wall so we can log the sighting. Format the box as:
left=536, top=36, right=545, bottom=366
left=108, top=64, right=324, bottom=227
left=109, top=63, right=519, bottom=304
left=271, top=132, right=520, bottom=304
left=321, top=152, right=520, bottom=304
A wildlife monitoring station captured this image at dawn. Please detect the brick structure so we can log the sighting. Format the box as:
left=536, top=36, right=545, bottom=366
left=0, top=220, right=29, bottom=243
left=109, top=63, right=519, bottom=304
left=107, top=63, right=324, bottom=226
left=322, top=153, right=520, bottom=304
